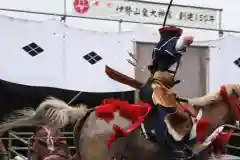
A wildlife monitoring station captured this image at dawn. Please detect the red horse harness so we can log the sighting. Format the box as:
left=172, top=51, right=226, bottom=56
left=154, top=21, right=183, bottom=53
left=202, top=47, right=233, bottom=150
left=95, top=99, right=151, bottom=148
left=180, top=85, right=240, bottom=151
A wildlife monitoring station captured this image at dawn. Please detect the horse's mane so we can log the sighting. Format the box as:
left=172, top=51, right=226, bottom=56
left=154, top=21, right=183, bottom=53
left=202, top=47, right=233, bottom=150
left=188, top=84, right=240, bottom=106
left=36, top=96, right=70, bottom=111
left=0, top=97, right=88, bottom=135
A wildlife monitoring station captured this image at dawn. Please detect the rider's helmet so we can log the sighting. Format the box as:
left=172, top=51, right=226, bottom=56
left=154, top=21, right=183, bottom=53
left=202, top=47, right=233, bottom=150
left=158, top=26, right=182, bottom=40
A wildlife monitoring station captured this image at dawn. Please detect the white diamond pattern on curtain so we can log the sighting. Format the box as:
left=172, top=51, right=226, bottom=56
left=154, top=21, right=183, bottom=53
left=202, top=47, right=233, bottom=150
left=0, top=16, right=135, bottom=92
left=0, top=16, right=64, bottom=88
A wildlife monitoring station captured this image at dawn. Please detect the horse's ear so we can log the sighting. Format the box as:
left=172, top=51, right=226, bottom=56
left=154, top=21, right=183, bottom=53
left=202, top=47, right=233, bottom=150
left=232, top=89, right=239, bottom=98
left=174, top=80, right=181, bottom=86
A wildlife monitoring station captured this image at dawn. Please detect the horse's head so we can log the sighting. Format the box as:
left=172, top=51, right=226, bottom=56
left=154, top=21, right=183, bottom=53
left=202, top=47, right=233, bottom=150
left=189, top=84, right=240, bottom=125
left=165, top=84, right=240, bottom=154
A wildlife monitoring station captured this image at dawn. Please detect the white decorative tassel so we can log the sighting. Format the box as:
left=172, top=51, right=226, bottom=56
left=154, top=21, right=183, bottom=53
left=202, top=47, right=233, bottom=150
left=189, top=109, right=203, bottom=140
left=202, top=126, right=224, bottom=147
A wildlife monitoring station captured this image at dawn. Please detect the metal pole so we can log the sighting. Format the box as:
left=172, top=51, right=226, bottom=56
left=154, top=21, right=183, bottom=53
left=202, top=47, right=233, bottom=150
left=118, top=19, right=124, bottom=100
left=61, top=0, right=67, bottom=83
left=64, top=0, right=67, bottom=18
left=8, top=131, right=12, bottom=159
left=9, top=132, right=29, bottom=145
left=61, top=29, right=67, bottom=82
left=118, top=19, right=123, bottom=33
left=62, top=0, right=67, bottom=23
left=218, top=9, right=223, bottom=37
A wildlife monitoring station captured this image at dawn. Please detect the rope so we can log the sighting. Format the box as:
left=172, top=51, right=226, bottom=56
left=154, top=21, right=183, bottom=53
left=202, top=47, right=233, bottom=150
left=68, top=92, right=82, bottom=105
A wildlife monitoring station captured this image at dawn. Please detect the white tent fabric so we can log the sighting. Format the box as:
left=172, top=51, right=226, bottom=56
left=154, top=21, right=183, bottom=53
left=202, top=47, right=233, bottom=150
left=0, top=17, right=64, bottom=88
left=64, top=26, right=134, bottom=92
left=209, top=35, right=240, bottom=92
left=0, top=15, right=135, bottom=92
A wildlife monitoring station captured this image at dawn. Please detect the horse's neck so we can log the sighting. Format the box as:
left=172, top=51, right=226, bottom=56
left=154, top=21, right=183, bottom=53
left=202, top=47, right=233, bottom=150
left=202, top=100, right=232, bottom=125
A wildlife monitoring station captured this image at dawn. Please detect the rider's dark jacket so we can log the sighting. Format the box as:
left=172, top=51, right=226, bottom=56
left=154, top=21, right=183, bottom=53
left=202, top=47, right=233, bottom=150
left=148, top=26, right=183, bottom=74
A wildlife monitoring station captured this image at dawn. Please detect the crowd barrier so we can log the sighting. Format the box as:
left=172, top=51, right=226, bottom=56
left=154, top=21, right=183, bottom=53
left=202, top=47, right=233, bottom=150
left=0, top=130, right=239, bottom=159
left=0, top=131, right=75, bottom=160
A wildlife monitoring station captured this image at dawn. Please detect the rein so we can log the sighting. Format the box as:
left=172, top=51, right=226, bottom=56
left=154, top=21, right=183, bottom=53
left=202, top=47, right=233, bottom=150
left=180, top=85, right=240, bottom=128
left=220, top=85, right=240, bottom=121
left=181, top=85, right=240, bottom=153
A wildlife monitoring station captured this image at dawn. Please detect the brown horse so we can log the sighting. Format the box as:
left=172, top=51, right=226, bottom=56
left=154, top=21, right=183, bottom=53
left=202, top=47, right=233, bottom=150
left=72, top=83, right=240, bottom=160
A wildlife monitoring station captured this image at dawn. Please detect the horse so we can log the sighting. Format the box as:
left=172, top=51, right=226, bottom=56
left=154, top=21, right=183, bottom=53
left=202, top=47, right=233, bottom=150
left=70, top=26, right=239, bottom=159
left=72, top=78, right=240, bottom=160
left=0, top=97, right=88, bottom=160
left=0, top=87, right=238, bottom=159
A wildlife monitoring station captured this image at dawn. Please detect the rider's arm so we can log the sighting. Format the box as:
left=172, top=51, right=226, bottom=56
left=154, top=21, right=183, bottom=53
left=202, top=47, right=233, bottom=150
left=175, top=36, right=194, bottom=51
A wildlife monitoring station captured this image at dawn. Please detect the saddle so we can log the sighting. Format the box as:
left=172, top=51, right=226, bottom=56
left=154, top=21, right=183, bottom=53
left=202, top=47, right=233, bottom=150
left=149, top=71, right=193, bottom=141
left=151, top=71, right=179, bottom=89
left=151, top=71, right=187, bottom=107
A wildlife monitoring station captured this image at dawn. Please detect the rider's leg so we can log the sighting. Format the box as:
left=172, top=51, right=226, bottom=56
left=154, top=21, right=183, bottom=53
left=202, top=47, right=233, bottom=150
left=154, top=106, right=175, bottom=145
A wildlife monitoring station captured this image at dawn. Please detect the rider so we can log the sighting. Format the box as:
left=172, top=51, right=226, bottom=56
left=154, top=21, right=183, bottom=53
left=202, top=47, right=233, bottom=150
left=143, top=26, right=194, bottom=150
left=148, top=26, right=193, bottom=75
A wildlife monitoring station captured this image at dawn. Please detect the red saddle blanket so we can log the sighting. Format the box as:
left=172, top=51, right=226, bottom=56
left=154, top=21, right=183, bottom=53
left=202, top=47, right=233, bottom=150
left=95, top=99, right=151, bottom=148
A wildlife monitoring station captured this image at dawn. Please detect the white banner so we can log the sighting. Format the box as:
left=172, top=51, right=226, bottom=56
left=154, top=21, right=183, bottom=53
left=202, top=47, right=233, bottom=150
left=71, top=0, right=219, bottom=29
left=209, top=36, right=240, bottom=92
left=0, top=16, right=135, bottom=92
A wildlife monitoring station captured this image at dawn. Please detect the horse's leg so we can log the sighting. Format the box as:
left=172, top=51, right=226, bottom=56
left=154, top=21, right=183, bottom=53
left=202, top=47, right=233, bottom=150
left=73, top=111, right=93, bottom=160
left=73, top=119, right=82, bottom=157
left=76, top=111, right=114, bottom=160
left=193, top=146, right=212, bottom=160
left=111, top=129, right=170, bottom=160
left=71, top=154, right=81, bottom=160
